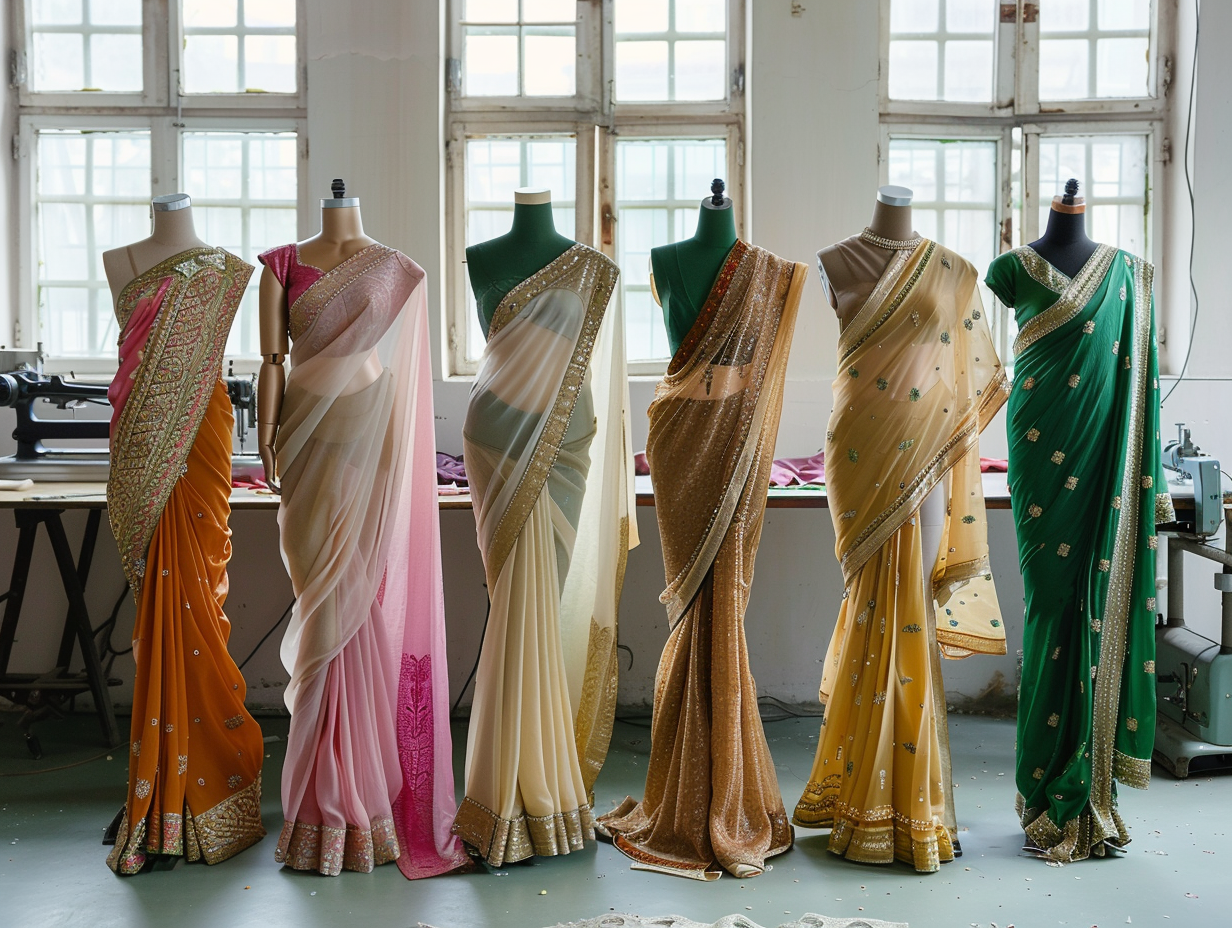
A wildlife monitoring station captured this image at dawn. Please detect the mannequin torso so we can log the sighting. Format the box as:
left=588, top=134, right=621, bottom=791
left=467, top=189, right=575, bottom=337
left=650, top=193, right=738, bottom=354
left=818, top=195, right=917, bottom=331
left=103, top=194, right=208, bottom=305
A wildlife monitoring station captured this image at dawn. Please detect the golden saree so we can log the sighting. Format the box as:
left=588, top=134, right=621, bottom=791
left=793, top=241, right=1007, bottom=872
left=106, top=248, right=265, bottom=874
left=598, top=242, right=807, bottom=880
left=454, top=244, right=636, bottom=867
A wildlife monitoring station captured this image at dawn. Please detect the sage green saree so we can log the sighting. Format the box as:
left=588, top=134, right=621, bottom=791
left=986, top=245, right=1173, bottom=863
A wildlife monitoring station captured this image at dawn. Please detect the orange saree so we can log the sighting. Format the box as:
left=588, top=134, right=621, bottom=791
left=106, top=248, right=265, bottom=873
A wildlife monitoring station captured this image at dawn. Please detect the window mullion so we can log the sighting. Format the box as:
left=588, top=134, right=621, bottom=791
left=1016, top=3, right=1041, bottom=116
left=1022, top=127, right=1041, bottom=243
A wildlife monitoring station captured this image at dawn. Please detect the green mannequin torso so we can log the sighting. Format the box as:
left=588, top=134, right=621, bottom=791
left=467, top=202, right=576, bottom=337
left=650, top=202, right=738, bottom=354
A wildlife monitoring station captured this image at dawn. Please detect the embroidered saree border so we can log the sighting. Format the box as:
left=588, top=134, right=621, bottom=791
left=1013, top=246, right=1072, bottom=294
left=666, top=239, right=750, bottom=376
left=838, top=241, right=935, bottom=363
left=484, top=246, right=620, bottom=584
left=1012, top=244, right=1116, bottom=356
left=275, top=815, right=400, bottom=875
left=108, top=247, right=250, bottom=592
left=453, top=795, right=595, bottom=866
left=288, top=243, right=393, bottom=340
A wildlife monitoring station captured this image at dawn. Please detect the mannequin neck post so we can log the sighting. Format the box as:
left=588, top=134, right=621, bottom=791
left=320, top=205, right=366, bottom=242
left=867, top=200, right=914, bottom=241
left=151, top=204, right=198, bottom=244
left=691, top=201, right=737, bottom=250
left=508, top=201, right=566, bottom=243
left=1038, top=207, right=1093, bottom=250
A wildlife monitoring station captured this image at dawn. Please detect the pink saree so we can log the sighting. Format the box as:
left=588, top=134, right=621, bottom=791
left=260, top=243, right=466, bottom=878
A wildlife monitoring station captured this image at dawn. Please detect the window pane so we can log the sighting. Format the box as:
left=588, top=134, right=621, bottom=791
left=1041, top=0, right=1152, bottom=100
left=889, top=0, right=938, bottom=32
left=29, top=0, right=143, bottom=92
left=1037, top=134, right=1148, bottom=259
left=1038, top=38, right=1089, bottom=99
left=1039, top=0, right=1088, bottom=31
left=943, top=40, right=994, bottom=102
left=523, top=32, right=576, bottom=96
left=615, top=138, right=725, bottom=362
left=676, top=0, right=725, bottom=33
left=1096, top=37, right=1150, bottom=98
left=523, top=0, right=576, bottom=22
left=946, top=0, right=995, bottom=33
left=614, top=0, right=727, bottom=103
left=674, top=40, right=726, bottom=101
left=615, top=0, right=669, bottom=33
left=615, top=41, right=669, bottom=101
left=465, top=0, right=518, bottom=22
left=35, top=130, right=151, bottom=357
left=464, top=31, right=521, bottom=95
left=181, top=0, right=297, bottom=94
left=888, top=0, right=994, bottom=103
left=888, top=41, right=938, bottom=101
left=461, top=6, right=576, bottom=98
left=1099, top=0, right=1149, bottom=31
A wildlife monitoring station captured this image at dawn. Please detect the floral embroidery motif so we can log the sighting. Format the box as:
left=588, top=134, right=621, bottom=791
left=1028, top=503, right=1042, bottom=518
left=1144, top=660, right=1156, bottom=674
left=1083, top=320, right=1096, bottom=334
left=1033, top=768, right=1045, bottom=780
left=131, top=740, right=141, bottom=756
left=1065, top=475, right=1079, bottom=490
left=1148, top=535, right=1158, bottom=550
left=1058, top=543, right=1071, bottom=557
left=1123, top=355, right=1132, bottom=370
left=178, top=754, right=188, bottom=775
left=1047, top=713, right=1060, bottom=727
left=1091, top=618, right=1102, bottom=633
left=873, top=691, right=886, bottom=705
left=1141, top=475, right=1153, bottom=489
left=1027, top=428, right=1040, bottom=442
left=1112, top=496, right=1122, bottom=510
left=1052, top=646, right=1062, bottom=660
left=1126, top=717, right=1138, bottom=732
left=228, top=774, right=243, bottom=790
left=902, top=624, right=921, bottom=633
left=962, top=514, right=976, bottom=524
left=1091, top=665, right=1098, bottom=679
left=1068, top=374, right=1081, bottom=388
left=908, top=387, right=921, bottom=402
left=224, top=715, right=245, bottom=730
left=848, top=367, right=859, bottom=378
left=135, top=779, right=151, bottom=799
left=847, top=448, right=859, bottom=463
left=1022, top=376, right=1036, bottom=390
left=939, top=331, right=951, bottom=345
left=898, top=439, right=915, bottom=451
left=1051, top=451, right=1065, bottom=465
left=1147, top=597, right=1157, bottom=611
left=963, top=318, right=974, bottom=330
left=973, top=309, right=982, bottom=319
left=903, top=742, right=917, bottom=754
left=990, top=619, right=1001, bottom=627
left=1098, top=559, right=1111, bottom=572
left=876, top=377, right=888, bottom=390
left=1112, top=339, right=1120, bottom=354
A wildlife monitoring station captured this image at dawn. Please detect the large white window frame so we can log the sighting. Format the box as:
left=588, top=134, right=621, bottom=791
left=10, top=1, right=309, bottom=374
left=445, top=0, right=747, bottom=378
left=879, top=1, right=1183, bottom=369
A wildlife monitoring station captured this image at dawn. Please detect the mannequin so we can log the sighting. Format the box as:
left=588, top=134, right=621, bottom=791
left=103, top=193, right=208, bottom=303
left=1029, top=179, right=1097, bottom=277
left=467, top=188, right=575, bottom=335
left=257, top=179, right=378, bottom=487
left=650, top=178, right=738, bottom=353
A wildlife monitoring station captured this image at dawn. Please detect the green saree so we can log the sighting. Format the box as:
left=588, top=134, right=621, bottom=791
left=986, top=245, right=1173, bottom=863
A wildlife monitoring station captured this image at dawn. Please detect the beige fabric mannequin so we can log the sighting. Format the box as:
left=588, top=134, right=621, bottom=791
left=102, top=193, right=207, bottom=305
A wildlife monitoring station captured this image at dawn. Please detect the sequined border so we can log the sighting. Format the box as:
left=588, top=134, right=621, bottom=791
left=275, top=814, right=400, bottom=875
left=1012, top=245, right=1117, bottom=356
left=452, top=796, right=595, bottom=867
left=666, top=240, right=750, bottom=376
left=1013, top=246, right=1072, bottom=294
left=839, top=241, right=936, bottom=363
left=286, top=244, right=394, bottom=341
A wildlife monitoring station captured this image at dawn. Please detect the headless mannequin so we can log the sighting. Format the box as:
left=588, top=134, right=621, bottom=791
left=1029, top=179, right=1096, bottom=277
left=102, top=194, right=208, bottom=304
left=257, top=181, right=379, bottom=488
left=820, top=185, right=959, bottom=849
left=650, top=179, right=738, bottom=353
left=467, top=188, right=575, bottom=336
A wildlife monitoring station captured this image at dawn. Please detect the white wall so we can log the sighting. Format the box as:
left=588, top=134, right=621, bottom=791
left=0, top=0, right=1228, bottom=720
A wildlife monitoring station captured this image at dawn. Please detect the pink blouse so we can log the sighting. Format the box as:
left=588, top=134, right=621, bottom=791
left=109, top=276, right=173, bottom=439
left=258, top=244, right=325, bottom=311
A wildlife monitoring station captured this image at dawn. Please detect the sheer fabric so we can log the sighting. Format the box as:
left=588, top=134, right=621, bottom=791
left=453, top=244, right=635, bottom=867
left=106, top=248, right=265, bottom=873
left=261, top=243, right=466, bottom=878
left=987, top=246, right=1172, bottom=863
left=794, top=241, right=1007, bottom=872
left=598, top=242, right=807, bottom=880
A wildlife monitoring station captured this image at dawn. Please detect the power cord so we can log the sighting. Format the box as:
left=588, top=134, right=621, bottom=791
left=451, top=586, right=490, bottom=718
left=237, top=600, right=295, bottom=671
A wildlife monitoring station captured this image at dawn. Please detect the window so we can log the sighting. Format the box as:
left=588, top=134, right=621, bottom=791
left=13, top=2, right=307, bottom=369
left=446, top=0, right=745, bottom=375
left=880, top=1, right=1175, bottom=364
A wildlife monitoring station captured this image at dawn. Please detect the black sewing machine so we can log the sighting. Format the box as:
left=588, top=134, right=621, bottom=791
left=0, top=370, right=111, bottom=481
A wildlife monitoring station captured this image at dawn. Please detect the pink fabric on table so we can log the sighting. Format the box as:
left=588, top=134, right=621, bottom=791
left=980, top=457, right=1008, bottom=473
left=257, top=244, right=325, bottom=310
left=108, top=277, right=172, bottom=438
left=769, top=451, right=826, bottom=487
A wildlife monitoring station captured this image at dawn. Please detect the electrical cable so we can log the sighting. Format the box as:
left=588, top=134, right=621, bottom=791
left=451, top=588, right=490, bottom=718
left=0, top=746, right=114, bottom=777
left=1162, top=5, right=1201, bottom=406
left=237, top=600, right=294, bottom=671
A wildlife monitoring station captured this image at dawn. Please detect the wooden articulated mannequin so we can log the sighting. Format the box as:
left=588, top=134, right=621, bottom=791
left=1030, top=178, right=1097, bottom=277
left=257, top=179, right=378, bottom=488
left=102, top=193, right=208, bottom=304
left=467, top=188, right=576, bottom=336
left=650, top=178, right=738, bottom=354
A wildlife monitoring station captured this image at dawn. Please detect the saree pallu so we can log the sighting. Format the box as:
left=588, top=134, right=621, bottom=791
left=269, top=244, right=466, bottom=878
left=454, top=244, right=635, bottom=867
left=794, top=241, right=1008, bottom=873
left=598, top=242, right=807, bottom=880
left=106, top=248, right=265, bottom=874
left=987, top=245, right=1172, bottom=863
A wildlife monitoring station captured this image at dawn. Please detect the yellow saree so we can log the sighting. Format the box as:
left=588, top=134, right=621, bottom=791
left=794, top=241, right=1008, bottom=872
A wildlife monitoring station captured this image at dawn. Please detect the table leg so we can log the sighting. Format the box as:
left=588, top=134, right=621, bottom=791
left=0, top=511, right=39, bottom=676
left=54, top=509, right=102, bottom=670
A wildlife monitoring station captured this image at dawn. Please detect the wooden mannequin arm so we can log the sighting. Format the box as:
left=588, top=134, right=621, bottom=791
left=257, top=266, right=290, bottom=489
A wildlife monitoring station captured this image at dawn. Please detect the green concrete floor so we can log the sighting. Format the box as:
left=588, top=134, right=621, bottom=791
left=1, top=709, right=1230, bottom=928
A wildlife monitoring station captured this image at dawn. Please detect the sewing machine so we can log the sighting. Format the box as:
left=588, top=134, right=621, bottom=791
left=1154, top=424, right=1232, bottom=777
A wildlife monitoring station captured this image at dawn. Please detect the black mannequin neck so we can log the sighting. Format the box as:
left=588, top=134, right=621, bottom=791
left=1029, top=208, right=1098, bottom=278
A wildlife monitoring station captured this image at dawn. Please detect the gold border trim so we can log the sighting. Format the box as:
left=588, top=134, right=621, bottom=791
left=1012, top=245, right=1117, bottom=356
left=840, top=241, right=936, bottom=363
left=1014, top=246, right=1072, bottom=294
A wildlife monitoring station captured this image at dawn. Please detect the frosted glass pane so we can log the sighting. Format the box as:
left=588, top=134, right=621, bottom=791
left=92, top=0, right=141, bottom=26
left=615, top=0, right=668, bottom=34
left=248, top=207, right=297, bottom=253
left=1039, top=39, right=1089, bottom=99
left=943, top=143, right=996, bottom=203
left=90, top=34, right=143, bottom=92
left=467, top=140, right=523, bottom=202
left=523, top=33, right=576, bottom=96
left=1096, top=37, right=1149, bottom=98
left=889, top=0, right=938, bottom=33
left=946, top=0, right=995, bottom=34
left=616, top=143, right=669, bottom=201
left=888, top=145, right=937, bottom=201
left=465, top=32, right=519, bottom=95
left=674, top=141, right=726, bottom=197
left=247, top=137, right=298, bottom=200
left=184, top=35, right=240, bottom=92
left=619, top=212, right=663, bottom=285
left=526, top=141, right=576, bottom=195
left=39, top=204, right=89, bottom=280
left=245, top=35, right=297, bottom=92
left=943, top=209, right=996, bottom=264
left=183, top=137, right=243, bottom=198
left=32, top=0, right=82, bottom=25
left=465, top=0, right=517, bottom=22
left=243, top=0, right=295, bottom=27
left=183, top=0, right=237, bottom=28
left=196, top=207, right=244, bottom=251
left=943, top=40, right=994, bottom=102
left=92, top=137, right=150, bottom=196
left=523, top=0, right=576, bottom=22
left=888, top=41, right=938, bottom=101
left=623, top=288, right=670, bottom=361
left=1099, top=0, right=1149, bottom=30
left=43, top=289, right=91, bottom=354
left=615, top=41, right=669, bottom=101
left=38, top=137, right=86, bottom=196
left=676, top=0, right=725, bottom=33
left=674, top=40, right=726, bottom=100
left=1037, top=134, right=1147, bottom=256
left=32, top=34, right=84, bottom=91
left=468, top=209, right=514, bottom=244
left=1039, top=0, right=1088, bottom=31
left=92, top=204, right=149, bottom=253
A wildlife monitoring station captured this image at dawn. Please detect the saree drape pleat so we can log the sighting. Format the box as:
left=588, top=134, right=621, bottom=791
left=106, top=248, right=265, bottom=874
left=453, top=244, right=635, bottom=867
left=598, top=242, right=807, bottom=880
left=794, top=241, right=1008, bottom=873
left=266, top=244, right=466, bottom=878
left=986, top=245, right=1172, bottom=863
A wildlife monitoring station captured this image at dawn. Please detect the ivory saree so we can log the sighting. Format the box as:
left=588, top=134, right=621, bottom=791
left=986, top=245, right=1171, bottom=863
left=794, top=241, right=1008, bottom=873
left=106, top=247, right=265, bottom=873
left=453, top=243, right=636, bottom=867
left=262, top=243, right=466, bottom=878
left=598, top=241, right=807, bottom=880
